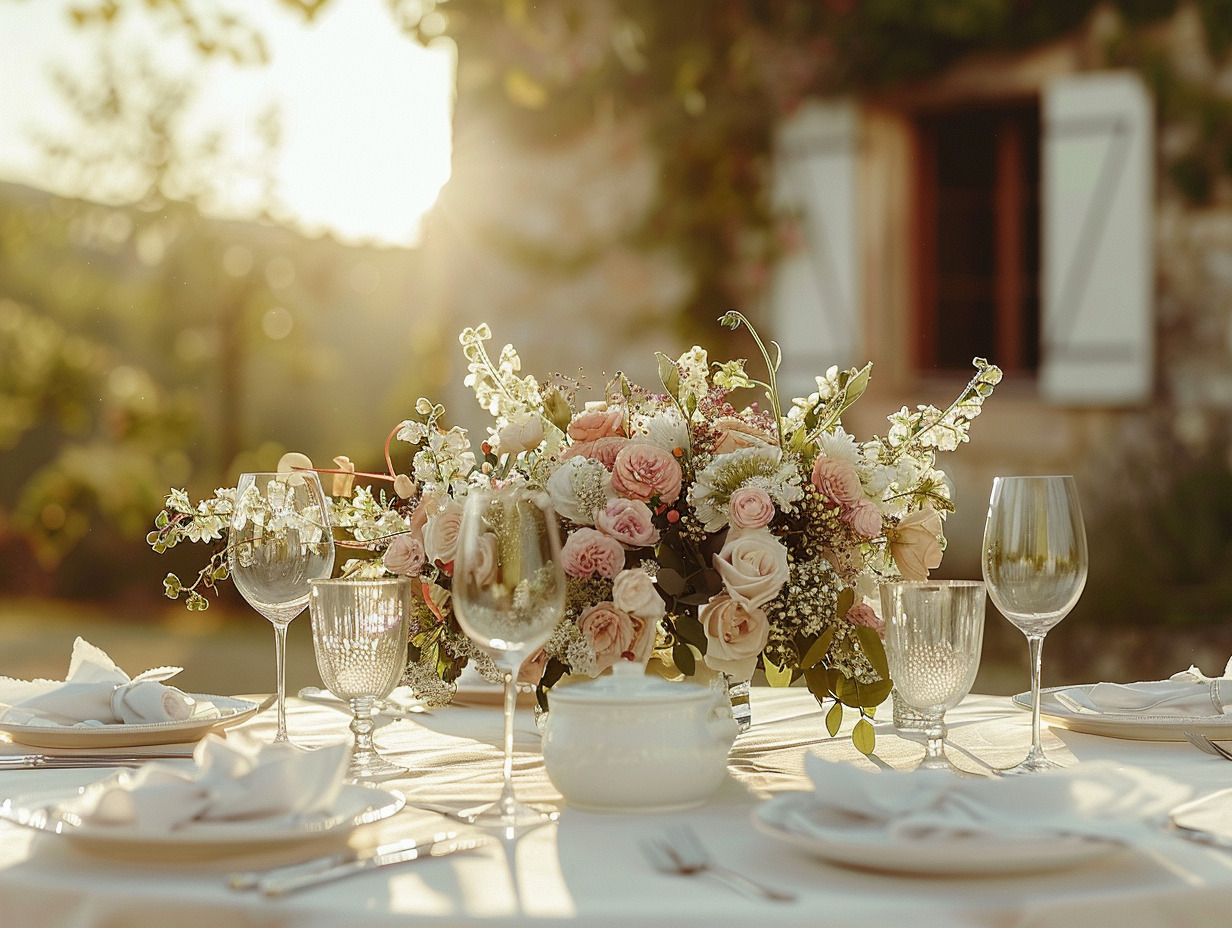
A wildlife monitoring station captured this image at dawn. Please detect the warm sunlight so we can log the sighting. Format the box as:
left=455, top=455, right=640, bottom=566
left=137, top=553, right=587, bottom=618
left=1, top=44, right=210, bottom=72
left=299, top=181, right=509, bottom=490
left=0, top=0, right=454, bottom=247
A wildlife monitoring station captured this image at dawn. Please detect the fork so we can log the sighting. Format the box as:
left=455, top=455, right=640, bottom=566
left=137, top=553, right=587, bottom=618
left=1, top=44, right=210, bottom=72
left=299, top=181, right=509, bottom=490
left=1184, top=731, right=1232, bottom=761
left=0, top=751, right=196, bottom=769
left=640, top=824, right=796, bottom=902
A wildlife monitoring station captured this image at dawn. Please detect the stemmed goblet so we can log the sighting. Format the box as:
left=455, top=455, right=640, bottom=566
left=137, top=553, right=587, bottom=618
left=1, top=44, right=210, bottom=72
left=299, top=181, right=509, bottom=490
left=880, top=580, right=986, bottom=774
left=228, top=471, right=335, bottom=744
left=982, top=475, right=1088, bottom=774
left=309, top=577, right=413, bottom=780
left=452, top=485, right=565, bottom=832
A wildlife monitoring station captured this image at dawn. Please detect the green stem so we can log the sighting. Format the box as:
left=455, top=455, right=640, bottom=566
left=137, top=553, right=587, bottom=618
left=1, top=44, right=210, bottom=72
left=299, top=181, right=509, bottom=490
left=722, top=312, right=785, bottom=448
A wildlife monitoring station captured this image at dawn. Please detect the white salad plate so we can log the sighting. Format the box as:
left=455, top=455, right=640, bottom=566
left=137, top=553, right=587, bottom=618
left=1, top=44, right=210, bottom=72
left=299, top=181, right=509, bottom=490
left=1012, top=685, right=1232, bottom=742
left=0, top=783, right=404, bottom=857
left=753, top=792, right=1120, bottom=876
left=0, top=695, right=262, bottom=749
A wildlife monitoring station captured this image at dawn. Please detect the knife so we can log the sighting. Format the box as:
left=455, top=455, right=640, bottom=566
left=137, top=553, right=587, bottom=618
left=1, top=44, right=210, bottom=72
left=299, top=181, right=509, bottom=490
left=258, top=835, right=491, bottom=897
left=227, top=830, right=457, bottom=890
left=0, top=751, right=197, bottom=769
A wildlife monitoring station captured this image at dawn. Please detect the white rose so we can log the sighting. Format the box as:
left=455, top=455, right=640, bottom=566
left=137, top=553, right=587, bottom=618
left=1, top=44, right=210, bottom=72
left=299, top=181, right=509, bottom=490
left=700, top=594, right=769, bottom=679
left=612, top=569, right=665, bottom=663
left=713, top=528, right=790, bottom=609
left=423, top=499, right=464, bottom=565
left=491, top=411, right=545, bottom=455
left=545, top=456, right=613, bottom=525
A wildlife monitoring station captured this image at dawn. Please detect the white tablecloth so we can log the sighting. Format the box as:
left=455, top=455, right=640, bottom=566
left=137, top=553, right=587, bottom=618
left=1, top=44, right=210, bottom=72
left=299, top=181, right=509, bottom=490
left=3, top=687, right=1232, bottom=928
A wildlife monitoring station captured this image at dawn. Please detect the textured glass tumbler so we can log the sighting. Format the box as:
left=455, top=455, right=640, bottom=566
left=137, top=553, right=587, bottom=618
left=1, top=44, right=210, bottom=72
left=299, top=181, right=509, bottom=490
left=880, top=580, right=985, bottom=774
left=309, top=577, right=412, bottom=781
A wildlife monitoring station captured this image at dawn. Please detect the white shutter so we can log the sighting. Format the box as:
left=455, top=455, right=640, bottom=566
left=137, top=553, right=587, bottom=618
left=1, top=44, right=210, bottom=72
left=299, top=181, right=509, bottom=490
left=1041, top=72, right=1153, bottom=405
left=768, top=99, right=860, bottom=395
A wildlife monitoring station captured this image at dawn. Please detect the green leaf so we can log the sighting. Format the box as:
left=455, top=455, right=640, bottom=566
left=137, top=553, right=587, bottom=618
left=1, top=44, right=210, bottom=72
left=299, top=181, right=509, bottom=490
left=800, top=628, right=835, bottom=670
left=854, top=626, right=890, bottom=680
left=656, top=568, right=686, bottom=596
left=672, top=641, right=696, bottom=675
left=851, top=717, right=876, bottom=756
left=673, top=611, right=708, bottom=649
left=764, top=659, right=792, bottom=687
left=836, top=587, right=855, bottom=619
left=825, top=700, right=843, bottom=737
left=803, top=666, right=832, bottom=703
left=856, top=677, right=893, bottom=708
left=656, top=351, right=681, bottom=399
left=841, top=362, right=872, bottom=411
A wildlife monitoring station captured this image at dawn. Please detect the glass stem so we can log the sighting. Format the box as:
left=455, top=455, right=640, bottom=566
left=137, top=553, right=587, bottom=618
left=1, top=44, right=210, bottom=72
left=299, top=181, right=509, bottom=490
left=273, top=622, right=289, bottom=743
left=1026, top=633, right=1046, bottom=760
left=920, top=717, right=950, bottom=769
left=349, top=697, right=377, bottom=761
left=498, top=668, right=518, bottom=822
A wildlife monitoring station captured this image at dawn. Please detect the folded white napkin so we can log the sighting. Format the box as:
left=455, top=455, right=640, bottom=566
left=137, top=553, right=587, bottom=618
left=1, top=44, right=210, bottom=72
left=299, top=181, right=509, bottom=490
left=791, top=755, right=1190, bottom=844
left=62, top=734, right=350, bottom=832
left=1055, top=657, right=1232, bottom=717
left=0, top=638, right=219, bottom=727
left=1170, top=787, right=1232, bottom=844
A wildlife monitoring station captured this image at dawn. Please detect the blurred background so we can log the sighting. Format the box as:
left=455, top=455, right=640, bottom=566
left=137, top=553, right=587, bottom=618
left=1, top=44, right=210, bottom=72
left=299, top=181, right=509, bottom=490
left=3, top=0, right=1232, bottom=698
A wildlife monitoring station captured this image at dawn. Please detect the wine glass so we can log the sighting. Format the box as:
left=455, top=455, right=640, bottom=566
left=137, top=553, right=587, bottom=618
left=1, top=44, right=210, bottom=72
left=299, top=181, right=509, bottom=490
left=982, top=475, right=1088, bottom=774
left=452, top=485, right=565, bottom=831
left=228, top=471, right=335, bottom=744
left=309, top=577, right=412, bottom=780
left=880, top=580, right=986, bottom=774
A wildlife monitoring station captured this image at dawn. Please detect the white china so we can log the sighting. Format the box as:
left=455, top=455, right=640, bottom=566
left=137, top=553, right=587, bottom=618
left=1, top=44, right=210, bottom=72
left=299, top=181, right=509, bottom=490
left=1014, top=684, right=1232, bottom=741
left=0, top=783, right=404, bottom=858
left=0, top=695, right=260, bottom=749
left=542, top=665, right=738, bottom=812
left=753, top=792, right=1120, bottom=875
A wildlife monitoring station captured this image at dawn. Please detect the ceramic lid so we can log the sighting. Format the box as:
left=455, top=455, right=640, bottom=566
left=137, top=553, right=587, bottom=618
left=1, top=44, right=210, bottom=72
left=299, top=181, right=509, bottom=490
left=547, top=662, right=713, bottom=707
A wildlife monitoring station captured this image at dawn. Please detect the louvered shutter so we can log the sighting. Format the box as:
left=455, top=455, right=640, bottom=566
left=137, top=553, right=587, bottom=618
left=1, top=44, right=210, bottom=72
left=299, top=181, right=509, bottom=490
left=768, top=99, right=860, bottom=395
left=1041, top=72, right=1153, bottom=405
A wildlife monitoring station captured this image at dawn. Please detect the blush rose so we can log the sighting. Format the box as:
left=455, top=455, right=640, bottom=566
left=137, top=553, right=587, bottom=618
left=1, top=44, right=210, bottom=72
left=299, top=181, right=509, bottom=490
left=610, top=443, right=683, bottom=504
left=577, top=602, right=636, bottom=675
left=728, top=486, right=776, bottom=530
left=382, top=534, right=426, bottom=577
left=561, top=527, right=625, bottom=580
left=811, top=455, right=863, bottom=507
left=423, top=499, right=464, bottom=566
left=595, top=498, right=661, bottom=546
left=713, top=528, right=790, bottom=609
left=700, top=594, right=770, bottom=679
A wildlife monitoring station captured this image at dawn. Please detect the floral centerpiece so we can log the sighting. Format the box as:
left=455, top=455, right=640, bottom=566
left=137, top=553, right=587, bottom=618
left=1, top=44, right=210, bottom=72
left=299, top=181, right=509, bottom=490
left=150, top=313, right=1000, bottom=752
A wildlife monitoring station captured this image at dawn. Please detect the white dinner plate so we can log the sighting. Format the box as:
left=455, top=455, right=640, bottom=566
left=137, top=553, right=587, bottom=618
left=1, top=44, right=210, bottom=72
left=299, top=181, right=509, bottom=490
left=0, top=695, right=262, bottom=749
left=753, top=792, right=1121, bottom=876
left=1012, top=685, right=1232, bottom=742
left=0, top=783, right=405, bottom=857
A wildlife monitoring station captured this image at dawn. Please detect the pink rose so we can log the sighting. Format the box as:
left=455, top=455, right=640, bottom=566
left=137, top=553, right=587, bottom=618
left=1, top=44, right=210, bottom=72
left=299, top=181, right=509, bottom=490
left=728, top=486, right=776, bottom=530
left=382, top=533, right=426, bottom=577
left=595, top=498, right=660, bottom=546
left=889, top=507, right=944, bottom=581
left=610, top=443, right=682, bottom=504
left=713, top=528, right=790, bottom=609
left=567, top=405, right=624, bottom=442
left=468, top=532, right=500, bottom=587
left=577, top=602, right=636, bottom=675
left=561, top=436, right=629, bottom=470
left=518, top=647, right=549, bottom=686
left=561, top=527, right=625, bottom=580
left=712, top=416, right=774, bottom=455
left=700, top=594, right=770, bottom=679
left=811, top=455, right=863, bottom=506
left=846, top=601, right=885, bottom=637
left=408, top=489, right=445, bottom=543
left=612, top=569, right=664, bottom=663
left=424, top=499, right=464, bottom=565
left=843, top=499, right=883, bottom=539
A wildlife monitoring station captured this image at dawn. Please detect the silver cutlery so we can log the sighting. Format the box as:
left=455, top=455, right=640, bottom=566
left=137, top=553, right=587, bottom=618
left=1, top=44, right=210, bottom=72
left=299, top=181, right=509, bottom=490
left=640, top=824, right=795, bottom=903
left=251, top=834, right=490, bottom=896
left=0, top=751, right=197, bottom=769
left=228, top=830, right=458, bottom=890
left=1183, top=731, right=1232, bottom=761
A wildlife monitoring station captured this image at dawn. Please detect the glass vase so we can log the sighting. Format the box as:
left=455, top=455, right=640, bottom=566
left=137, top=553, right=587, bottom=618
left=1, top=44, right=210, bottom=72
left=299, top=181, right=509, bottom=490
left=722, top=674, right=752, bottom=733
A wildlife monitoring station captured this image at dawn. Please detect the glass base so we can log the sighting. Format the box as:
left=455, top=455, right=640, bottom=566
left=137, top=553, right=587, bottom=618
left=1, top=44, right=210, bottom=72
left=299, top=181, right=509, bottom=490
left=997, top=751, right=1066, bottom=776
left=346, top=753, right=408, bottom=782
left=454, top=796, right=558, bottom=837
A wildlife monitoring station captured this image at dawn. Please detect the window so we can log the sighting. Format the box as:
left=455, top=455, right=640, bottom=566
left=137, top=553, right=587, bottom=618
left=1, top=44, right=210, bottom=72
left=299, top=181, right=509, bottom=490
left=913, top=101, right=1041, bottom=375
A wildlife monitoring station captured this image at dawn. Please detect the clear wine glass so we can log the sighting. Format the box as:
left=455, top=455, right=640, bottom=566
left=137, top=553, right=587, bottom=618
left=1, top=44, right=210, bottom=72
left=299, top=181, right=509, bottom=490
left=228, top=471, right=335, bottom=744
left=452, top=485, right=565, bottom=832
left=880, top=580, right=986, bottom=774
left=982, top=475, right=1088, bottom=774
left=309, top=577, right=412, bottom=780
